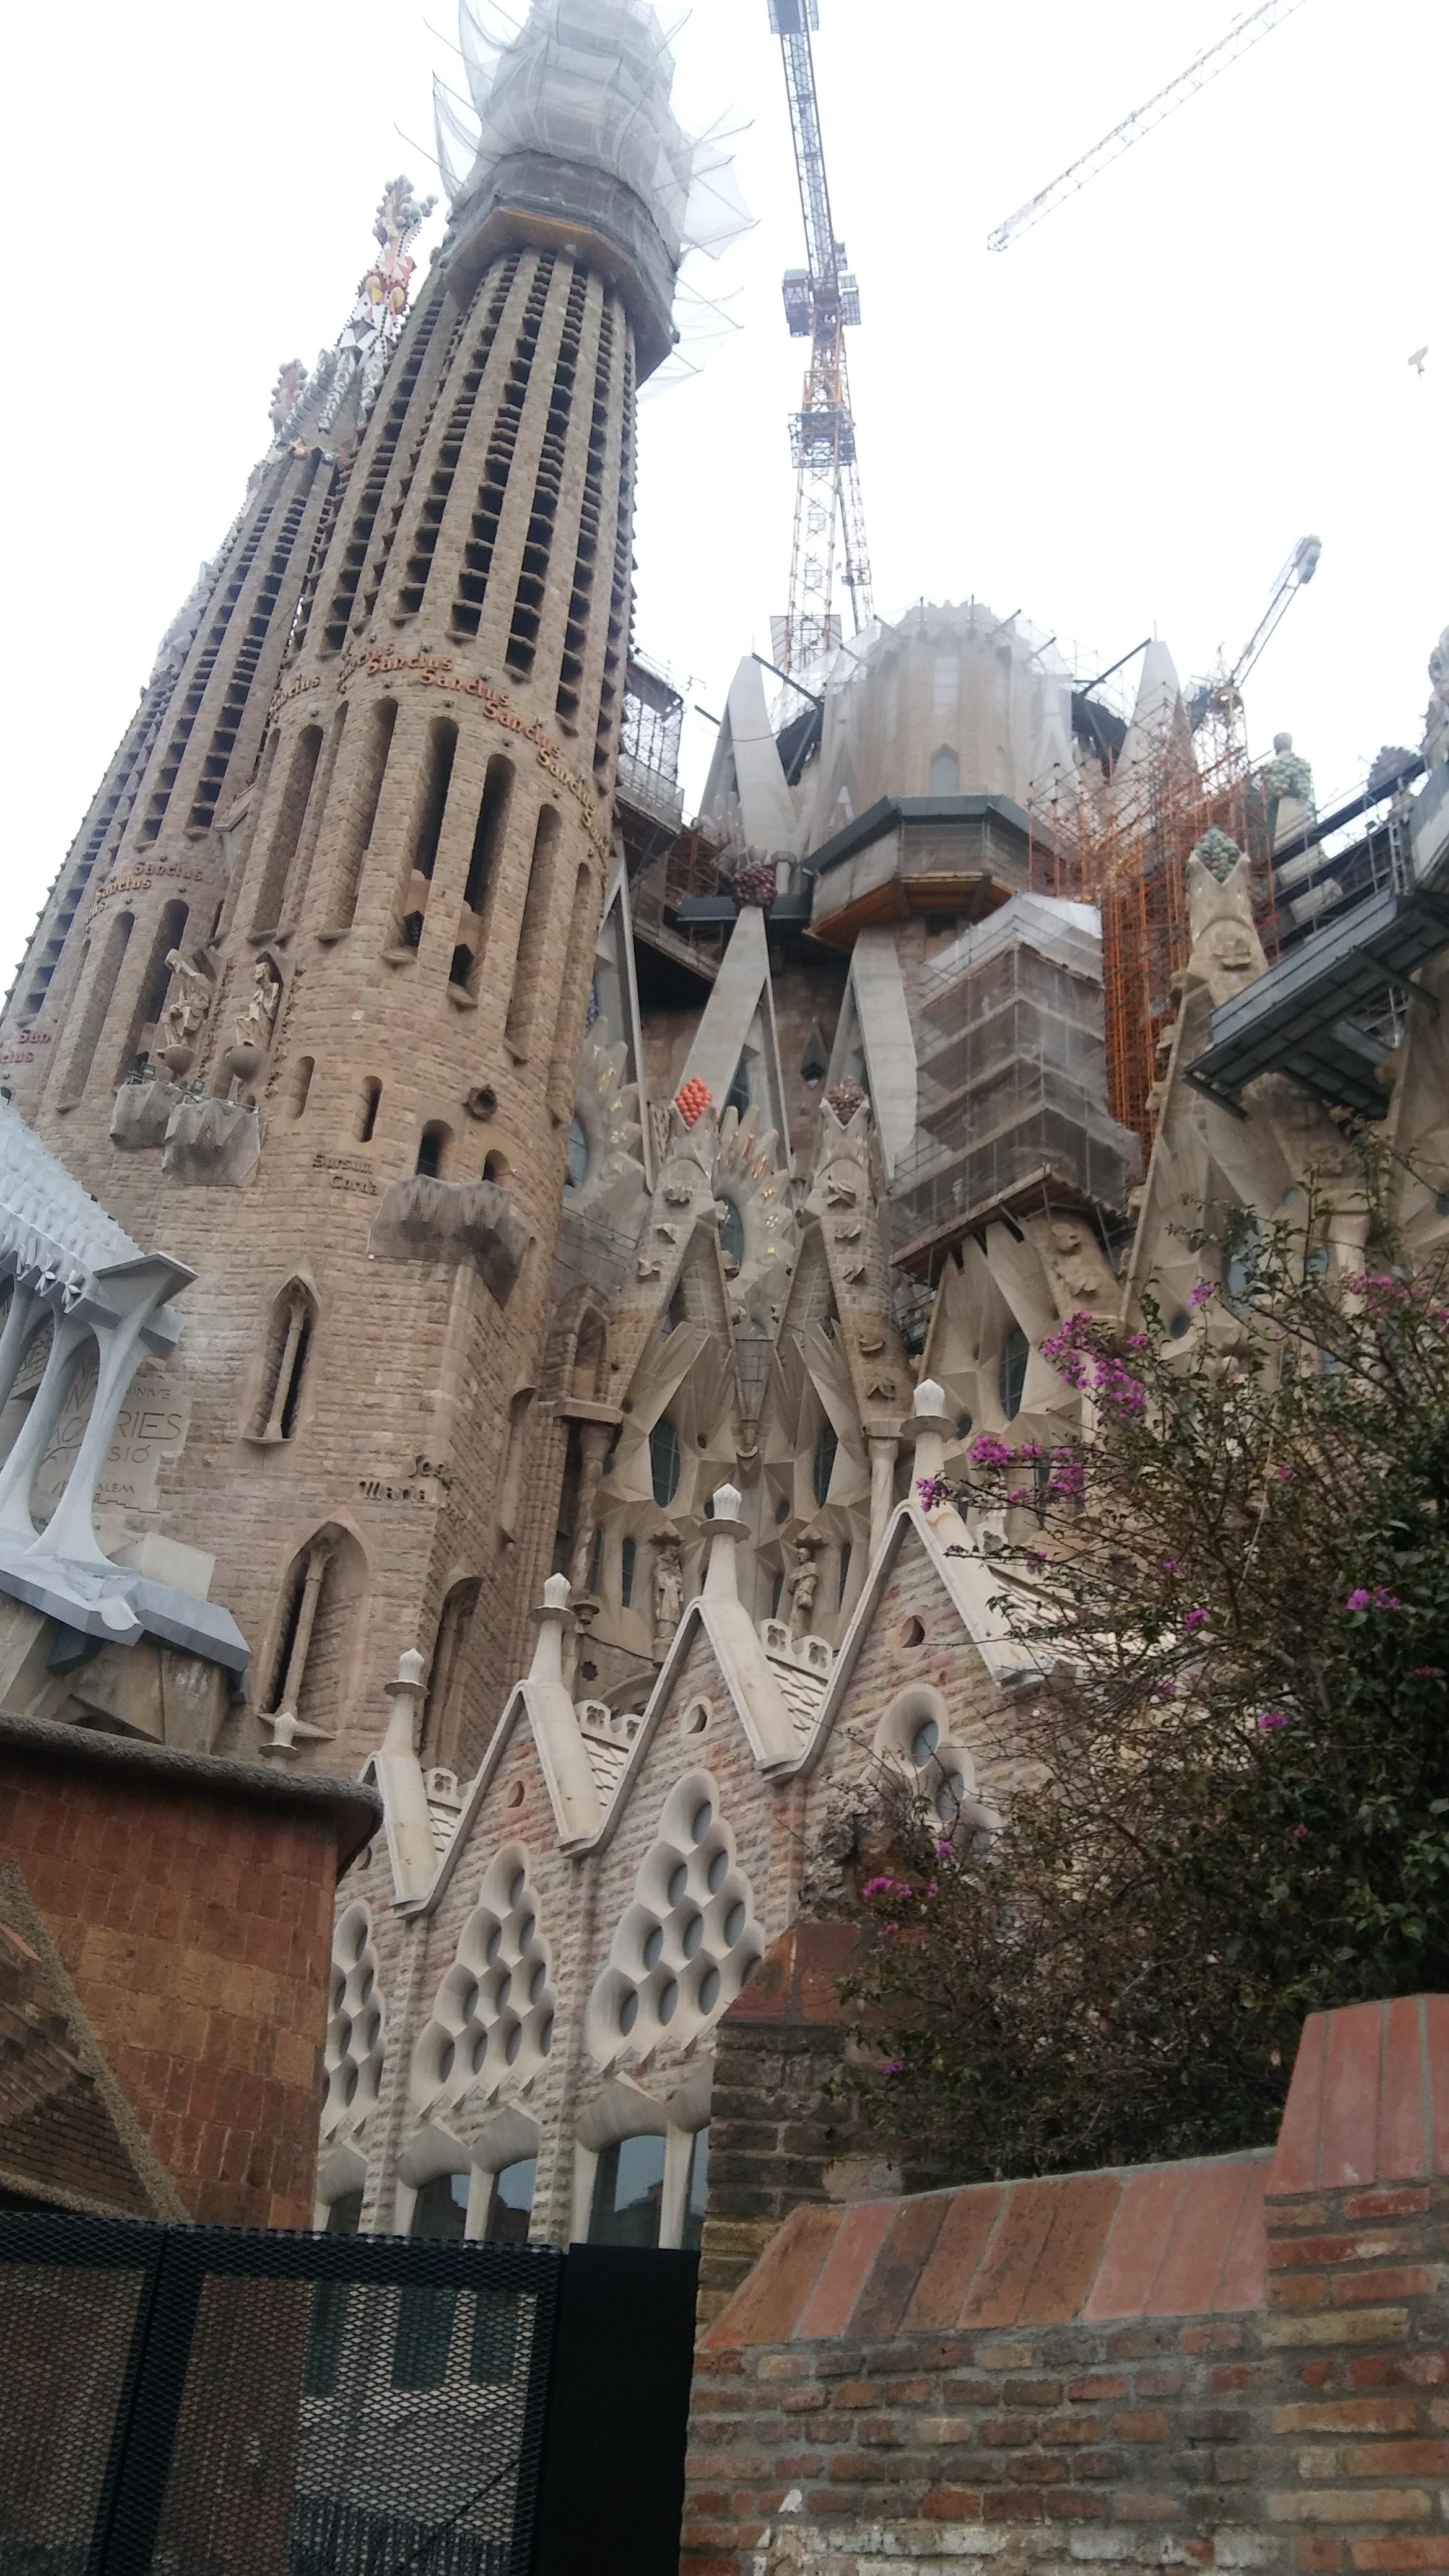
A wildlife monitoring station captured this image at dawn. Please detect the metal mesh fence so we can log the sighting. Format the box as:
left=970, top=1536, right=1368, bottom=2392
left=0, top=2214, right=560, bottom=2576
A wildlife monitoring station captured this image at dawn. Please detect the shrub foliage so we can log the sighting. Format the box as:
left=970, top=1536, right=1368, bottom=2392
left=837, top=1162, right=1449, bottom=2180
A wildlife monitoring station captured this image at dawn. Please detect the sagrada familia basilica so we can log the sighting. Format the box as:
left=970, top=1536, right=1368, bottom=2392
left=1, top=0, right=1446, bottom=2253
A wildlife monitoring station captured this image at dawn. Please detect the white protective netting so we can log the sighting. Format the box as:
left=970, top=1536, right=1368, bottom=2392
left=434, top=0, right=749, bottom=269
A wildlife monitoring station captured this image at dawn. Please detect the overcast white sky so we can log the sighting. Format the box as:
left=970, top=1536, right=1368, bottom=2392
left=1, top=0, right=1443, bottom=992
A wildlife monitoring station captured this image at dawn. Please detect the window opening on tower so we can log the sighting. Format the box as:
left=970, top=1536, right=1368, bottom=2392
left=320, top=268, right=456, bottom=652
left=387, top=258, right=518, bottom=632
left=449, top=256, right=555, bottom=640
left=416, top=1123, right=451, bottom=1180
left=329, top=698, right=397, bottom=934
left=250, top=1281, right=318, bottom=1445
left=507, top=267, right=587, bottom=679
left=356, top=1079, right=381, bottom=1143
left=593, top=339, right=636, bottom=780
left=252, top=725, right=323, bottom=934
left=118, top=900, right=189, bottom=1081
left=64, top=912, right=133, bottom=1102
left=139, top=494, right=279, bottom=845
left=504, top=804, right=559, bottom=1057
left=558, top=298, right=617, bottom=731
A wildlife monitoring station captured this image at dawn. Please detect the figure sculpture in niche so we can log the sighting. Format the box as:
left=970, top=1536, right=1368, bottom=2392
left=786, top=1539, right=819, bottom=1640
left=1184, top=831, right=1268, bottom=1009
left=651, top=1538, right=684, bottom=1655
left=157, top=950, right=214, bottom=1078
left=222, top=958, right=282, bottom=1103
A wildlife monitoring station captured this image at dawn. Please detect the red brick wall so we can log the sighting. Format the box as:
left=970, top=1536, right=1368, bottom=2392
left=0, top=1735, right=363, bottom=2227
left=684, top=1982, right=1449, bottom=2576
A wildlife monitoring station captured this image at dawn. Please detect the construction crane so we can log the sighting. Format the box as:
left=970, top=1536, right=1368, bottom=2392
left=988, top=0, right=1310, bottom=254
left=1186, top=534, right=1322, bottom=733
left=767, top=0, right=872, bottom=677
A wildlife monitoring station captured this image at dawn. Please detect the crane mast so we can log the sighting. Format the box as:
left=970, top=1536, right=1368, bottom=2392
left=767, top=0, right=872, bottom=677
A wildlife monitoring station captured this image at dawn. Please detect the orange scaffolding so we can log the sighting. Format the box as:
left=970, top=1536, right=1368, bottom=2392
left=1029, top=685, right=1277, bottom=1153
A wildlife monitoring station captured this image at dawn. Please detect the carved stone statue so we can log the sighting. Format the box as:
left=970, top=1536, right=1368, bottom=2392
left=157, top=950, right=213, bottom=1077
left=651, top=1539, right=684, bottom=1655
left=786, top=1539, right=819, bottom=1640
left=220, top=958, right=282, bottom=1106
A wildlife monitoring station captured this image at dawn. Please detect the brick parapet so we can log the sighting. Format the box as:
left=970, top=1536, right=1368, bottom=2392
left=682, top=1987, right=1449, bottom=2576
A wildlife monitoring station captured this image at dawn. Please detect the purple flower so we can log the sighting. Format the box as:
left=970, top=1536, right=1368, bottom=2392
left=861, top=1876, right=894, bottom=1897
left=968, top=1434, right=1015, bottom=1468
left=934, top=1838, right=953, bottom=1860
left=1256, top=1709, right=1289, bottom=1731
left=916, top=1473, right=950, bottom=1512
left=1183, top=1606, right=1209, bottom=1633
left=1126, top=1332, right=1149, bottom=1350
left=1409, top=1666, right=1445, bottom=1680
left=1373, top=1587, right=1403, bottom=1611
left=1006, top=1487, right=1033, bottom=1506
left=1344, top=1589, right=1372, bottom=1612
left=1151, top=1678, right=1176, bottom=1702
left=1344, top=1587, right=1403, bottom=1612
left=1162, top=1556, right=1180, bottom=1572
left=881, top=2060, right=904, bottom=2076
left=1274, top=1465, right=1294, bottom=1483
left=1189, top=1279, right=1216, bottom=1308
left=1289, top=1824, right=1308, bottom=1842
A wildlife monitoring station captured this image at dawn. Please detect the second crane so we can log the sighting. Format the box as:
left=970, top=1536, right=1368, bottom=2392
left=768, top=0, right=873, bottom=677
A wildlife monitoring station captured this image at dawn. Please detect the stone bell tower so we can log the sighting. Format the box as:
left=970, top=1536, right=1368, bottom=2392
left=2, top=0, right=705, bottom=1770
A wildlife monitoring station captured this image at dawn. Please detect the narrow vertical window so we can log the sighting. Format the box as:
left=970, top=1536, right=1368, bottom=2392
left=505, top=804, right=559, bottom=1056
left=546, top=862, right=599, bottom=1119
left=64, top=911, right=133, bottom=1100
left=250, top=1280, right=318, bottom=1443
left=289, top=1056, right=315, bottom=1120
left=416, top=1122, right=451, bottom=1179
left=118, top=900, right=188, bottom=1079
left=389, top=719, right=457, bottom=951
left=422, top=1578, right=481, bottom=1769
left=251, top=726, right=323, bottom=933
left=331, top=698, right=397, bottom=932
left=465, top=755, right=512, bottom=916
left=356, top=1078, right=381, bottom=1143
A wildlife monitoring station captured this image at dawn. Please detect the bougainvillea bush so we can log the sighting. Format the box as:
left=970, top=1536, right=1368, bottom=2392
left=838, top=1164, right=1449, bottom=2180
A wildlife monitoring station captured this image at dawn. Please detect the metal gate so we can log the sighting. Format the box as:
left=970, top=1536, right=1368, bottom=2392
left=0, top=2211, right=698, bottom=2576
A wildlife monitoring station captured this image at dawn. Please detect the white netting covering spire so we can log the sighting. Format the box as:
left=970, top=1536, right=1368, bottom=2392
left=434, top=0, right=749, bottom=268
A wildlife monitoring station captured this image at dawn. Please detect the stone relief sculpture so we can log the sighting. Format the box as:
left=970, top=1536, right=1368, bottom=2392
left=651, top=1538, right=684, bottom=1655
left=222, top=959, right=282, bottom=1104
left=786, top=1539, right=819, bottom=1640
left=157, top=951, right=214, bottom=1079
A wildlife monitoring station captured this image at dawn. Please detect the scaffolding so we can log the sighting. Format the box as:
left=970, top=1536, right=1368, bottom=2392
left=892, top=895, right=1139, bottom=1274
left=1027, top=679, right=1276, bottom=1152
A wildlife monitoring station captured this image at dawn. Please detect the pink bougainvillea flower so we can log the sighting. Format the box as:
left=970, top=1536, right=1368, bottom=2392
left=1274, top=1465, right=1294, bottom=1482
left=1188, top=1279, right=1216, bottom=1308
left=1289, top=1824, right=1308, bottom=1842
left=934, top=1839, right=953, bottom=1860
left=1183, top=1606, right=1209, bottom=1632
left=1256, top=1709, right=1289, bottom=1731
left=1409, top=1666, right=1445, bottom=1680
left=881, top=2060, right=904, bottom=2076
left=916, top=1474, right=950, bottom=1511
left=968, top=1433, right=1016, bottom=1467
left=1344, top=1589, right=1372, bottom=1611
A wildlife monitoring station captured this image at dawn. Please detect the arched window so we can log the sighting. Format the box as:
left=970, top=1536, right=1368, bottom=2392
left=571, top=1312, right=607, bottom=1401
left=564, top=1116, right=589, bottom=1194
left=289, top=1056, right=315, bottom=1120
left=483, top=1150, right=511, bottom=1185
left=718, top=1198, right=744, bottom=1265
left=650, top=1416, right=681, bottom=1507
left=505, top=804, right=559, bottom=1056
left=416, top=1122, right=451, bottom=1180
left=64, top=910, right=132, bottom=1100
left=999, top=1327, right=1029, bottom=1421
left=249, top=1281, right=317, bottom=1443
left=253, top=726, right=323, bottom=934
left=812, top=1422, right=838, bottom=1508
left=264, top=1525, right=366, bottom=1741
left=118, top=900, right=188, bottom=1079
left=422, top=1577, right=481, bottom=1769
left=329, top=697, right=397, bottom=933
left=929, top=745, right=960, bottom=794
left=356, top=1078, right=381, bottom=1143
left=464, top=755, right=513, bottom=917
